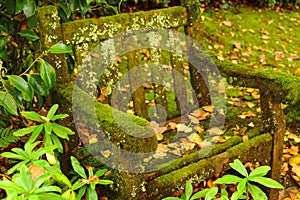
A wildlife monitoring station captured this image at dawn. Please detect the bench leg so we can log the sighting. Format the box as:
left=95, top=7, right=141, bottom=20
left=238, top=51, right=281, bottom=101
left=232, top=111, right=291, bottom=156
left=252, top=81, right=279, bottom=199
left=260, top=93, right=286, bottom=200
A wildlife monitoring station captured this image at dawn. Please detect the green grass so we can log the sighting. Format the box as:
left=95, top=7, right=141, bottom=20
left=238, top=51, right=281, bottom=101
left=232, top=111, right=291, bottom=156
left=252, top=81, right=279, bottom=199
left=200, top=6, right=300, bottom=74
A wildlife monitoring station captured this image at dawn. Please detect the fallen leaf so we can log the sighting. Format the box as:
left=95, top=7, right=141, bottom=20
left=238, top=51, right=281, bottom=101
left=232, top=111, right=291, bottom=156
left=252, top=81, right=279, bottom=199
left=101, top=150, right=111, bottom=158
left=222, top=20, right=233, bottom=27
left=232, top=42, right=242, bottom=50
left=153, top=152, right=167, bottom=159
left=289, top=155, right=300, bottom=167
left=208, top=127, right=223, bottom=136
left=176, top=124, right=192, bottom=133
left=202, top=105, right=213, bottom=113
left=195, top=125, right=204, bottom=133
left=29, top=164, right=44, bottom=181
left=188, top=114, right=199, bottom=124
left=89, top=137, right=98, bottom=144
left=187, top=133, right=202, bottom=145
left=277, top=25, right=285, bottom=31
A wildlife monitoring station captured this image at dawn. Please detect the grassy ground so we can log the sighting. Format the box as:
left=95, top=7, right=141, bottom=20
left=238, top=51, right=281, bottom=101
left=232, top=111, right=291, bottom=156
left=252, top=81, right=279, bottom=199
left=200, top=6, right=300, bottom=75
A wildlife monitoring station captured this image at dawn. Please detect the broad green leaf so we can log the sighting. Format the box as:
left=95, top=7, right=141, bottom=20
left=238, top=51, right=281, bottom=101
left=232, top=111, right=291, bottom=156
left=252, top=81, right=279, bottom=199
left=32, top=159, right=49, bottom=167
left=58, top=1, right=71, bottom=18
left=229, top=159, right=248, bottom=177
left=0, top=91, right=18, bottom=115
left=0, top=25, right=8, bottom=33
left=33, top=172, right=52, bottom=189
left=1, top=151, right=25, bottom=160
left=249, top=177, right=284, bottom=189
left=249, top=166, right=271, bottom=177
left=34, top=185, right=62, bottom=194
left=248, top=183, right=268, bottom=200
left=18, top=29, right=39, bottom=41
left=95, top=168, right=108, bottom=177
left=0, top=179, right=26, bottom=193
left=190, top=188, right=210, bottom=200
left=205, top=187, right=218, bottom=200
left=72, top=181, right=85, bottom=190
left=99, top=180, right=114, bottom=185
left=0, top=37, right=6, bottom=49
left=14, top=125, right=38, bottom=137
left=44, top=122, right=53, bottom=135
left=71, top=156, right=87, bottom=179
left=48, top=171, right=72, bottom=188
left=52, top=123, right=74, bottom=140
left=27, top=124, right=44, bottom=144
left=231, top=189, right=245, bottom=200
left=7, top=75, right=33, bottom=102
left=88, top=167, right=93, bottom=177
left=7, top=161, right=26, bottom=174
left=62, top=189, right=76, bottom=200
left=51, top=133, right=63, bottom=153
left=51, top=114, right=69, bottom=121
left=11, top=148, right=28, bottom=159
left=236, top=178, right=247, bottom=193
left=3, top=80, right=23, bottom=107
left=23, top=0, right=36, bottom=18
left=38, top=193, right=68, bottom=200
left=86, top=186, right=97, bottom=200
left=185, top=181, right=193, bottom=200
left=0, top=48, right=7, bottom=59
left=39, top=59, right=56, bottom=90
left=220, top=189, right=229, bottom=200
left=47, top=104, right=59, bottom=119
left=21, top=111, right=44, bottom=122
left=75, top=186, right=87, bottom=200
left=16, top=0, right=24, bottom=14
left=27, top=74, right=49, bottom=96
left=48, top=43, right=71, bottom=54
left=20, top=164, right=33, bottom=192
left=214, top=175, right=243, bottom=184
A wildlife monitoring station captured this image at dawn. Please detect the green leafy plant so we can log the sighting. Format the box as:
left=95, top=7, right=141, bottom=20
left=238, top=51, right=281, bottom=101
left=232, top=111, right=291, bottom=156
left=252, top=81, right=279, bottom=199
left=0, top=164, right=66, bottom=200
left=214, top=159, right=284, bottom=200
left=0, top=140, right=55, bottom=174
left=163, top=159, right=284, bottom=200
left=70, top=156, right=113, bottom=200
left=13, top=104, right=74, bottom=165
left=0, top=43, right=71, bottom=116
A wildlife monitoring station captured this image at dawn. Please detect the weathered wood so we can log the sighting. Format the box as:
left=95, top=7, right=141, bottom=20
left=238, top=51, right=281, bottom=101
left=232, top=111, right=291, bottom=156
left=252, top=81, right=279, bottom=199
left=127, top=50, right=148, bottom=118
left=260, top=91, right=286, bottom=200
left=36, top=6, right=70, bottom=84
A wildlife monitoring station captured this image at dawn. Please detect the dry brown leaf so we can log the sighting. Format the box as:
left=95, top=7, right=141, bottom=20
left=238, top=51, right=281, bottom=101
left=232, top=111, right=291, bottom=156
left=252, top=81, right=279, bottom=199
left=88, top=137, right=98, bottom=144
left=199, top=141, right=212, bottom=149
left=294, top=68, right=300, bottom=75
left=29, top=164, right=44, bottom=181
left=187, top=133, right=202, bottom=145
left=202, top=105, right=213, bottom=113
left=170, top=149, right=182, bottom=156
left=188, top=114, right=199, bottom=124
left=195, top=125, right=204, bottom=133
left=289, top=155, right=300, bottom=167
left=153, top=152, right=167, bottom=159
left=238, top=111, right=256, bottom=119
left=157, top=144, right=169, bottom=153
left=208, top=127, right=223, bottom=136
left=222, top=20, right=233, bottom=27
left=232, top=42, right=242, bottom=50
left=176, top=124, right=192, bottom=133
left=168, top=122, right=177, bottom=130
left=140, top=49, right=150, bottom=58
left=101, top=150, right=111, bottom=158
left=180, top=138, right=195, bottom=151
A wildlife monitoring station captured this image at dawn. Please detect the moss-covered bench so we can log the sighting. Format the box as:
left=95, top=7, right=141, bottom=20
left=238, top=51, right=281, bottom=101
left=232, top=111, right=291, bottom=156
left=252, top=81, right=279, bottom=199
left=36, top=1, right=300, bottom=199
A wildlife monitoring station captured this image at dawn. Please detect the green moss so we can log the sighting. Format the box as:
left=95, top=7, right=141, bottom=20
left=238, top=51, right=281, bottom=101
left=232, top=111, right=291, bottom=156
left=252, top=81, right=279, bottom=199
left=146, top=133, right=272, bottom=200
